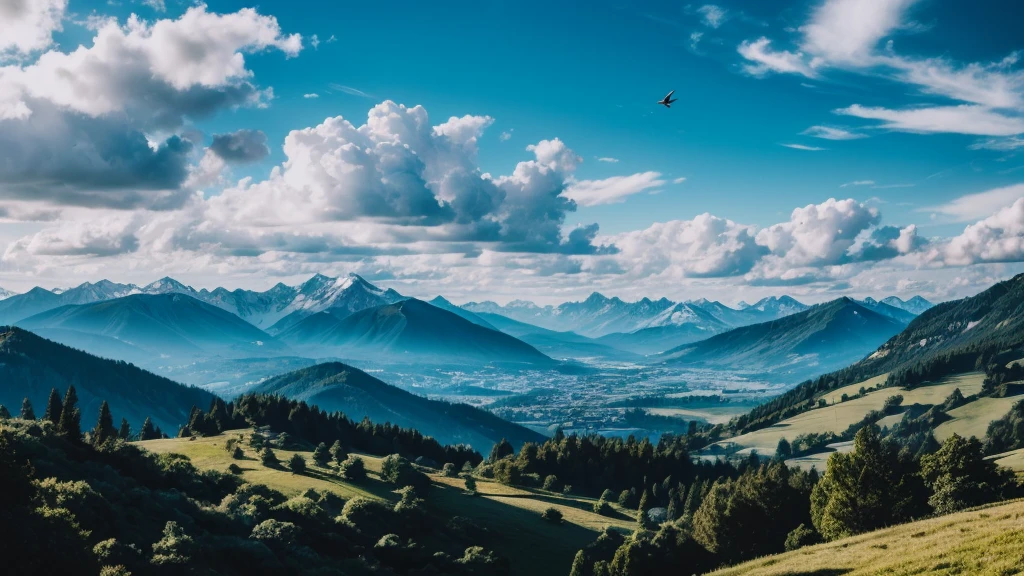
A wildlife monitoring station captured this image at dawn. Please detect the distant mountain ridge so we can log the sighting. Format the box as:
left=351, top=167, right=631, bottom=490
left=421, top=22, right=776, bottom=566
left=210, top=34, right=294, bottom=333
left=658, top=297, right=906, bottom=382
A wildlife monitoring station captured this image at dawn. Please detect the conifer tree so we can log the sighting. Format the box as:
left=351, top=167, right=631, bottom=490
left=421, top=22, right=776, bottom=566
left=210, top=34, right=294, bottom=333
left=44, top=387, right=62, bottom=425
left=569, top=550, right=587, bottom=576
left=0, top=405, right=10, bottom=419
left=329, top=440, right=347, bottom=464
left=58, top=385, right=82, bottom=441
left=92, top=401, right=116, bottom=446
left=118, top=418, right=131, bottom=440
left=139, top=417, right=158, bottom=441
left=20, top=398, right=35, bottom=421
left=313, top=442, right=331, bottom=466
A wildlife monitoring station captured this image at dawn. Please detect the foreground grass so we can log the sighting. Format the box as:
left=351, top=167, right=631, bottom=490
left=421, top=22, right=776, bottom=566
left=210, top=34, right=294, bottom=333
left=138, top=432, right=632, bottom=576
left=708, top=499, right=1024, bottom=576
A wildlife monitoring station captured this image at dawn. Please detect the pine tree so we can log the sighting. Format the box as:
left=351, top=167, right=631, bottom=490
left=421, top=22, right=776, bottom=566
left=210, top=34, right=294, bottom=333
left=44, top=387, right=63, bottom=425
left=569, top=550, right=587, bottom=576
left=329, top=440, right=347, bottom=464
left=92, top=401, right=116, bottom=446
left=118, top=418, right=131, bottom=440
left=139, top=417, right=158, bottom=441
left=683, top=481, right=701, bottom=516
left=58, top=386, right=82, bottom=441
left=0, top=405, right=10, bottom=419
left=313, top=442, right=331, bottom=466
left=489, top=438, right=514, bottom=462
left=19, top=398, right=35, bottom=421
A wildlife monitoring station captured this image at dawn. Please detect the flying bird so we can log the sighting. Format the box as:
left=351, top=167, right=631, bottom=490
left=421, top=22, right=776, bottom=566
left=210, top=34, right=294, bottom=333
left=658, top=90, right=677, bottom=108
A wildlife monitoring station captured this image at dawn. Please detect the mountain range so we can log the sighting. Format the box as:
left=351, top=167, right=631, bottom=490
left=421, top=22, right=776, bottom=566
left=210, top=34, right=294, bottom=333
left=249, top=362, right=545, bottom=450
left=658, top=298, right=907, bottom=382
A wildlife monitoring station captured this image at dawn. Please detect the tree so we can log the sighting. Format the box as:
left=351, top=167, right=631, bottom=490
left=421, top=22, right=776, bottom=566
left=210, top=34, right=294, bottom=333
left=810, top=426, right=926, bottom=541
left=329, top=440, right=347, bottom=464
left=58, top=386, right=82, bottom=441
left=775, top=437, right=793, bottom=461
left=312, top=442, right=330, bottom=466
left=92, top=401, right=117, bottom=446
left=464, top=475, right=477, bottom=492
left=784, top=524, right=820, bottom=551
left=0, top=405, right=9, bottom=419
left=117, top=418, right=131, bottom=441
left=44, top=387, right=63, bottom=425
left=541, top=507, right=563, bottom=524
left=593, top=499, right=614, bottom=516
left=20, top=398, right=35, bottom=421
left=920, top=433, right=1013, bottom=515
left=489, top=438, right=513, bottom=463
left=260, top=447, right=279, bottom=468
left=569, top=550, right=587, bottom=576
left=339, top=455, right=367, bottom=482
left=381, top=454, right=430, bottom=492
left=442, top=463, right=457, bottom=477
left=289, top=454, right=307, bottom=475
left=139, top=417, right=159, bottom=441
left=151, top=521, right=196, bottom=567
left=543, top=475, right=561, bottom=492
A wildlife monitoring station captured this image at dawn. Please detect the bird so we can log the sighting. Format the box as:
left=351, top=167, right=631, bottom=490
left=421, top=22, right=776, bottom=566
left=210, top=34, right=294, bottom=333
left=657, top=90, right=677, bottom=108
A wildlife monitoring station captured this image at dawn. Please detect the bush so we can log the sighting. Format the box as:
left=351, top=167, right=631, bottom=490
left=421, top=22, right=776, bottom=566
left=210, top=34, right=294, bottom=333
left=228, top=463, right=243, bottom=475
left=561, top=484, right=573, bottom=495
left=541, top=507, right=563, bottom=524
left=339, top=455, right=367, bottom=482
left=593, top=499, right=614, bottom=516
left=442, top=463, right=457, bottom=477
left=784, top=524, right=820, bottom=551
left=312, top=442, right=331, bottom=466
left=542, top=475, right=561, bottom=492
left=600, top=488, right=616, bottom=501
left=464, top=476, right=477, bottom=493
left=329, top=440, right=348, bottom=464
left=380, top=454, right=430, bottom=493
left=259, top=447, right=278, bottom=467
left=231, top=446, right=244, bottom=459
left=250, top=519, right=299, bottom=547
left=288, top=454, right=306, bottom=475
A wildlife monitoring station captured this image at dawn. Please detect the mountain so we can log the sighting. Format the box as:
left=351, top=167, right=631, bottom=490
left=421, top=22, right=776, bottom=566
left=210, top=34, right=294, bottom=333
left=278, top=298, right=553, bottom=365
left=857, top=274, right=1024, bottom=375
left=659, top=298, right=906, bottom=382
left=857, top=297, right=919, bottom=324
left=738, top=295, right=810, bottom=323
left=196, top=283, right=298, bottom=329
left=17, top=293, right=288, bottom=361
left=462, top=299, right=559, bottom=329
left=549, top=293, right=677, bottom=337
left=249, top=362, right=546, bottom=450
left=266, top=273, right=405, bottom=333
left=881, top=295, right=934, bottom=315
left=0, top=286, right=14, bottom=300
left=596, top=302, right=731, bottom=355
left=476, top=312, right=638, bottom=360
left=428, top=296, right=497, bottom=330
left=0, top=287, right=61, bottom=325
left=0, top=326, right=215, bottom=433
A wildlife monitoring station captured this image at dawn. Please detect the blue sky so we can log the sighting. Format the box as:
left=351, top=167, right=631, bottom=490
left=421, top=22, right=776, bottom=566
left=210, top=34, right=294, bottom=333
left=0, top=0, right=1022, bottom=305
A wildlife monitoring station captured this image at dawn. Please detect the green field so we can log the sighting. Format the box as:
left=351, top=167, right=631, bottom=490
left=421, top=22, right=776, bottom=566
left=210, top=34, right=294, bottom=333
left=934, top=395, right=1023, bottom=442
left=991, top=448, right=1024, bottom=473
left=138, top=432, right=634, bottom=576
left=711, top=372, right=985, bottom=457
left=708, top=498, right=1024, bottom=576
left=647, top=405, right=751, bottom=425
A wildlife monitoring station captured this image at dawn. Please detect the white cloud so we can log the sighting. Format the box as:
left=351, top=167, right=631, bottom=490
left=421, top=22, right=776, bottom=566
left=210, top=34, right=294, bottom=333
left=329, top=83, right=373, bottom=98
left=755, top=198, right=881, bottom=269
left=835, top=104, right=1024, bottom=136
left=310, top=34, right=320, bottom=49
left=781, top=143, right=826, bottom=151
left=690, top=32, right=704, bottom=51
left=840, top=180, right=876, bottom=188
left=672, top=177, right=687, bottom=184
left=928, top=198, right=1024, bottom=266
left=738, top=37, right=816, bottom=78
left=597, top=157, right=619, bottom=163
left=563, top=172, right=665, bottom=207
left=969, top=136, right=1024, bottom=151
left=697, top=5, right=727, bottom=28
left=0, top=0, right=66, bottom=56
left=142, top=0, right=166, bottom=12
left=802, top=125, right=867, bottom=140
left=800, top=0, right=919, bottom=66
left=921, top=184, right=1024, bottom=223
left=303, top=93, right=319, bottom=99
left=499, top=130, right=512, bottom=142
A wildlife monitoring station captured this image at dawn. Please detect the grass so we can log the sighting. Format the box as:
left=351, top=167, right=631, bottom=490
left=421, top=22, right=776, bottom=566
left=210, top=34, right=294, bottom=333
left=646, top=405, right=752, bottom=425
left=712, top=373, right=985, bottom=457
left=708, top=499, right=1024, bottom=576
left=138, top=431, right=633, bottom=576
left=933, top=394, right=1024, bottom=442
left=990, top=448, right=1024, bottom=473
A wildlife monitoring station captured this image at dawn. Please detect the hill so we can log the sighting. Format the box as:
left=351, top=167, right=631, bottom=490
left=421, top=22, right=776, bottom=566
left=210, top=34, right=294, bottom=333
left=248, top=362, right=547, bottom=450
left=278, top=299, right=553, bottom=365
left=16, top=293, right=288, bottom=361
left=660, top=298, right=905, bottom=382
left=427, top=295, right=498, bottom=329
left=477, top=312, right=638, bottom=360
left=708, top=498, right=1024, bottom=576
left=0, top=326, right=214, bottom=432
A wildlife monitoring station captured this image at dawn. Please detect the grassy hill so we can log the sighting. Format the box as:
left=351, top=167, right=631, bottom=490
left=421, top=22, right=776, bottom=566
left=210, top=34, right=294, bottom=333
left=660, top=298, right=905, bottom=382
left=708, top=498, right=1024, bottom=576
left=248, top=362, right=546, bottom=451
left=0, top=326, right=215, bottom=432
left=139, top=432, right=634, bottom=576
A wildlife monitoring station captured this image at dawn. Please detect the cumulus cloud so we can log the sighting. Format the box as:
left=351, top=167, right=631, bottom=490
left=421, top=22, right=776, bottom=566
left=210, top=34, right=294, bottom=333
left=0, top=0, right=66, bottom=56
left=303, top=93, right=319, bottom=99
left=5, top=211, right=140, bottom=258
left=563, top=172, right=665, bottom=207
left=800, top=0, right=919, bottom=67
left=755, top=198, right=882, bottom=268
left=928, top=198, right=1024, bottom=266
left=210, top=129, right=271, bottom=163
left=921, top=184, right=1024, bottom=222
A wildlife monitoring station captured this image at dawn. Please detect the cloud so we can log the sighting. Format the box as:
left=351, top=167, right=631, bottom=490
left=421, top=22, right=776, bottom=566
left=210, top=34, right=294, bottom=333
left=800, top=0, right=919, bottom=66
left=672, top=177, right=687, bottom=184
left=563, top=172, right=665, bottom=207
left=597, top=157, right=619, bottom=163
left=0, top=5, right=299, bottom=209
left=921, top=184, right=1024, bottom=223
left=969, top=137, right=1024, bottom=151
left=303, top=93, right=319, bottom=99
left=738, top=37, right=816, bottom=78
left=0, top=0, right=66, bottom=56
left=499, top=130, right=512, bottom=142
left=836, top=104, right=1024, bottom=136
left=5, top=212, right=140, bottom=258
left=210, top=129, right=271, bottom=164
left=142, top=0, right=166, bottom=12
left=755, top=198, right=882, bottom=268
left=928, top=198, right=1024, bottom=266
left=697, top=5, right=727, bottom=28
left=802, top=125, right=868, bottom=140
left=840, top=180, right=876, bottom=187
left=310, top=34, right=320, bottom=49
left=781, top=143, right=826, bottom=151
left=329, top=83, right=374, bottom=98
left=690, top=32, right=704, bottom=51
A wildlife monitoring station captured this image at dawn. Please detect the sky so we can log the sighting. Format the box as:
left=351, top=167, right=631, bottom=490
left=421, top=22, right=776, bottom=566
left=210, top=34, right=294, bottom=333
left=0, top=0, right=1022, bottom=306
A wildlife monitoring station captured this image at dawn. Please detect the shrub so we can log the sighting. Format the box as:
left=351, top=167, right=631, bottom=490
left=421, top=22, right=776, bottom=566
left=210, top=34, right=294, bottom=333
left=562, top=484, right=573, bottom=495
left=329, top=440, right=348, bottom=464
left=380, top=454, right=430, bottom=493
left=600, top=488, right=616, bottom=501
left=228, top=463, right=243, bottom=475
left=231, top=446, right=244, bottom=459
left=541, top=507, right=563, bottom=524
left=250, top=519, right=299, bottom=547
left=339, top=455, right=367, bottom=482
left=542, top=475, right=561, bottom=492
left=259, top=447, right=278, bottom=467
left=593, top=499, right=614, bottom=516
left=312, top=442, right=331, bottom=466
left=464, top=475, right=477, bottom=493
left=288, top=454, right=306, bottom=475
left=442, top=463, right=457, bottom=477
left=784, top=524, right=821, bottom=551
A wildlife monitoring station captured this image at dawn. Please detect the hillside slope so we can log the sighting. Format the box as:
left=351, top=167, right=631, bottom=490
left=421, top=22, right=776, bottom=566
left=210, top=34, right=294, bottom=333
left=248, top=362, right=546, bottom=450
left=0, top=327, right=214, bottom=432
left=660, top=298, right=905, bottom=381
left=477, top=312, right=637, bottom=360
left=279, top=299, right=553, bottom=365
